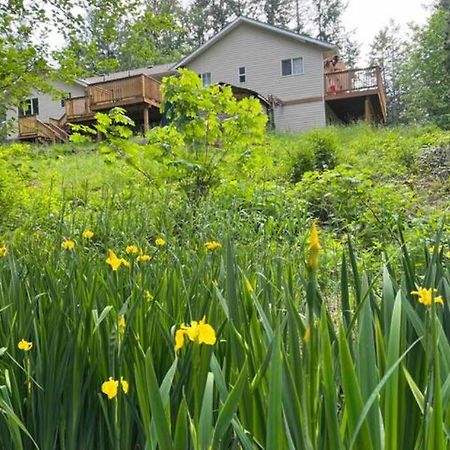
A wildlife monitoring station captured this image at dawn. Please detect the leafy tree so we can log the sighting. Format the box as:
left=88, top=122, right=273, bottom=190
left=54, top=0, right=183, bottom=77
left=263, top=0, right=294, bottom=27
left=369, top=21, right=404, bottom=123
left=339, top=35, right=360, bottom=68
left=309, top=0, right=346, bottom=44
left=399, top=7, right=450, bottom=128
left=0, top=0, right=58, bottom=134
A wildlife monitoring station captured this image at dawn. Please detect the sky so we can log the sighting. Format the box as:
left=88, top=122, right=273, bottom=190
left=343, top=0, right=433, bottom=61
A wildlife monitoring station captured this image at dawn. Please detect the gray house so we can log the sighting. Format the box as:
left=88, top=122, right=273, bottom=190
left=174, top=16, right=336, bottom=132
left=9, top=17, right=386, bottom=142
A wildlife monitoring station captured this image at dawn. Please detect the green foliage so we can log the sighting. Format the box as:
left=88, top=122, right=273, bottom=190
left=290, top=129, right=338, bottom=181
left=399, top=8, right=450, bottom=128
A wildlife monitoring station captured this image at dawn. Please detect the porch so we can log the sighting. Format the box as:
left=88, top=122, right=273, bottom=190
left=324, top=66, right=387, bottom=123
left=65, top=74, right=163, bottom=131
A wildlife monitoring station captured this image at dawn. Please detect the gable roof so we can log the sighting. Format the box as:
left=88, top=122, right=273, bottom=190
left=173, top=16, right=336, bottom=69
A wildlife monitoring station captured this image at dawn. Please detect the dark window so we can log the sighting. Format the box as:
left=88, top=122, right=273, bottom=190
left=239, top=66, right=246, bottom=83
left=281, top=57, right=304, bottom=76
left=281, top=59, right=292, bottom=76
left=18, top=98, right=39, bottom=117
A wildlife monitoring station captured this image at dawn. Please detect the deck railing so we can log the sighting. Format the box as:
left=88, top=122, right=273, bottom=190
left=324, top=66, right=382, bottom=95
left=65, top=96, right=91, bottom=118
left=88, top=74, right=162, bottom=109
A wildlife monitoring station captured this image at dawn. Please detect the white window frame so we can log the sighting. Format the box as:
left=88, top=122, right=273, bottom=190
left=281, top=57, right=304, bottom=77
left=239, top=66, right=246, bottom=83
left=18, top=98, right=39, bottom=117
left=200, top=72, right=212, bottom=86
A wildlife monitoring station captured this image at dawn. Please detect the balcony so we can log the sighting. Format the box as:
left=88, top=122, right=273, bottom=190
left=324, top=66, right=387, bottom=123
left=66, top=74, right=163, bottom=125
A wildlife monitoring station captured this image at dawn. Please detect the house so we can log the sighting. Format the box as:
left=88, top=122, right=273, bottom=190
left=10, top=17, right=386, bottom=142
left=173, top=17, right=386, bottom=131
left=6, top=79, right=87, bottom=142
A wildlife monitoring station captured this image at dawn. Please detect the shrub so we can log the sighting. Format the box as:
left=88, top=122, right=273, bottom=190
left=290, top=129, right=338, bottom=182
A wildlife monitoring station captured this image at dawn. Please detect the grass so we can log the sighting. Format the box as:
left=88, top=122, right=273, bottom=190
left=1, top=123, right=450, bottom=448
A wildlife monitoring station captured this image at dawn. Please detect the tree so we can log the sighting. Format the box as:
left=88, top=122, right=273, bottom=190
left=399, top=7, right=450, bottom=128
left=309, top=0, right=346, bottom=44
left=0, top=0, right=58, bottom=134
left=263, top=0, right=294, bottom=27
left=339, top=35, right=360, bottom=68
left=369, top=21, right=404, bottom=123
left=54, top=0, right=183, bottom=77
left=185, top=0, right=213, bottom=46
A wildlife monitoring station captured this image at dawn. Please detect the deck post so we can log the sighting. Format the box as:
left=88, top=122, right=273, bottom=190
left=364, top=97, right=374, bottom=123
left=143, top=107, right=149, bottom=133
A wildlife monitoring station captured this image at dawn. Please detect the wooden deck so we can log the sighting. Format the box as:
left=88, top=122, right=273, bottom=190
left=65, top=74, right=162, bottom=125
left=324, top=66, right=387, bottom=123
left=18, top=116, right=68, bottom=143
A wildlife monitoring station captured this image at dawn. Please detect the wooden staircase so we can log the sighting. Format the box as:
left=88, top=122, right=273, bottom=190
left=18, top=115, right=69, bottom=143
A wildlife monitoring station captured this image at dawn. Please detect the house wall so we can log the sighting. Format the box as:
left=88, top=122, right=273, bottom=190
left=184, top=22, right=326, bottom=132
left=6, top=80, right=85, bottom=139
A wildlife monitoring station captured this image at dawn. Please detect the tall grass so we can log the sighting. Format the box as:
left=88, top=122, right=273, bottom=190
left=1, top=207, right=450, bottom=449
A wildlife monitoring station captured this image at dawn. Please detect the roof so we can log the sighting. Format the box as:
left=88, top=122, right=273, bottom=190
left=173, top=16, right=337, bottom=69
left=83, top=62, right=176, bottom=84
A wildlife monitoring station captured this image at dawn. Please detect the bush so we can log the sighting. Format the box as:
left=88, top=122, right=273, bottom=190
left=290, top=129, right=338, bottom=182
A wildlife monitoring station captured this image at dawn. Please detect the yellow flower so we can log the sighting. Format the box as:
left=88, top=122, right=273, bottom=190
left=205, top=241, right=222, bottom=251
left=120, top=377, right=129, bottom=394
left=445, top=251, right=450, bottom=259
left=126, top=245, right=140, bottom=254
left=101, top=377, right=118, bottom=399
left=101, top=377, right=129, bottom=400
left=62, top=239, right=75, bottom=250
left=411, top=287, right=444, bottom=307
left=144, top=290, right=153, bottom=302
left=137, top=254, right=152, bottom=263
left=244, top=276, right=254, bottom=294
left=18, top=339, right=32, bottom=352
left=307, top=221, right=321, bottom=271
left=82, top=230, right=94, bottom=239
left=120, top=258, right=130, bottom=269
left=0, top=246, right=7, bottom=257
left=106, top=250, right=122, bottom=271
left=174, top=316, right=216, bottom=351
left=118, top=315, right=126, bottom=334
left=155, top=237, right=166, bottom=247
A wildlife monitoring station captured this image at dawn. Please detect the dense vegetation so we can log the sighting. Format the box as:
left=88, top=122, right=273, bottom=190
left=1, top=103, right=450, bottom=448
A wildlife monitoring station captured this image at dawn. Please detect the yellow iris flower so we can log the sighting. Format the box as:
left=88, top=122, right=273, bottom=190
left=106, top=250, right=130, bottom=270
left=101, top=377, right=129, bottom=400
left=174, top=316, right=216, bottom=351
left=307, top=221, right=321, bottom=271
left=126, top=245, right=140, bottom=254
left=18, top=339, right=33, bottom=351
left=137, top=254, right=152, bottom=263
left=411, top=287, right=444, bottom=307
left=62, top=240, right=75, bottom=250
left=82, top=230, right=94, bottom=239
left=205, top=241, right=222, bottom=251
left=0, top=246, right=7, bottom=257
left=155, top=237, right=166, bottom=247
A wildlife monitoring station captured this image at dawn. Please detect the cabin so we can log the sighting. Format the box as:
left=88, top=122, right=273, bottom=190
left=8, top=17, right=386, bottom=142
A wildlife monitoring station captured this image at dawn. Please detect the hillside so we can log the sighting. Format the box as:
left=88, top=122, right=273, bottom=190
left=2, top=123, right=450, bottom=448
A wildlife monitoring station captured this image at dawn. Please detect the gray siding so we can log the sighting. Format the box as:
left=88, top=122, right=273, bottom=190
left=6, top=81, right=85, bottom=139
left=185, top=22, right=326, bottom=132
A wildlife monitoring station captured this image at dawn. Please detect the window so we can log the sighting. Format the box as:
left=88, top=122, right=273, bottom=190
left=200, top=72, right=212, bottom=86
left=281, top=57, right=304, bottom=76
left=239, top=66, right=246, bottom=83
left=18, top=98, right=39, bottom=117
left=61, top=92, right=72, bottom=107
